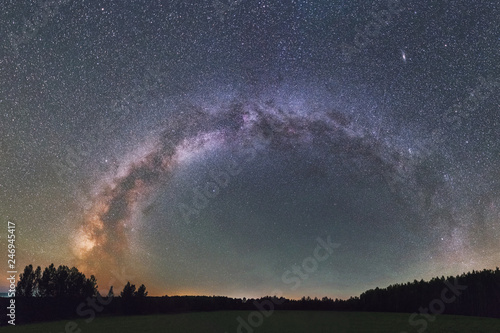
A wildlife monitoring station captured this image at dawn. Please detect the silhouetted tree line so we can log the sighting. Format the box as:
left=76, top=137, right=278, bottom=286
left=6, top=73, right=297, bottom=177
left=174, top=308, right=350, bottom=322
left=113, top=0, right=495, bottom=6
left=16, top=264, right=97, bottom=298
left=6, top=264, right=99, bottom=324
left=3, top=264, right=500, bottom=325
left=346, top=267, right=500, bottom=318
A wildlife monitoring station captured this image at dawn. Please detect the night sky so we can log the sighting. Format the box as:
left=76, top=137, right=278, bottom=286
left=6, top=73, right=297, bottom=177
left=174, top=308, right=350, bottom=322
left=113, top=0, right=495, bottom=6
left=1, top=0, right=499, bottom=299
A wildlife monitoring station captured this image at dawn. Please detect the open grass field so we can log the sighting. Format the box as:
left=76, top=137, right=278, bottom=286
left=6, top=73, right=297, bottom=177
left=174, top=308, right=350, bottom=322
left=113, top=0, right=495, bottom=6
left=3, top=311, right=500, bottom=333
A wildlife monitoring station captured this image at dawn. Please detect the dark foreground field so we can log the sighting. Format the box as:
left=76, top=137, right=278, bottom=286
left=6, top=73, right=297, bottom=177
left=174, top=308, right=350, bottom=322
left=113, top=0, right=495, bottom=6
left=3, top=311, right=500, bottom=333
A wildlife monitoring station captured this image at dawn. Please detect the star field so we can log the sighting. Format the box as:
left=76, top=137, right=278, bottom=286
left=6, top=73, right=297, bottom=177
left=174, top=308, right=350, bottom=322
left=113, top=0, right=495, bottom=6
left=0, top=0, right=499, bottom=299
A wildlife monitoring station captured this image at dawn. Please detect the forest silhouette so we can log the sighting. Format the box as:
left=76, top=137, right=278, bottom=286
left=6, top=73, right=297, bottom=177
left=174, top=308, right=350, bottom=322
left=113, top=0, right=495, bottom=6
left=2, top=264, right=500, bottom=325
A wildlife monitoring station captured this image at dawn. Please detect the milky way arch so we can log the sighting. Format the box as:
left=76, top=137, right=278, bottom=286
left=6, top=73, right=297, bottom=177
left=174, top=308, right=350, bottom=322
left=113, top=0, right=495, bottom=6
left=72, top=97, right=432, bottom=274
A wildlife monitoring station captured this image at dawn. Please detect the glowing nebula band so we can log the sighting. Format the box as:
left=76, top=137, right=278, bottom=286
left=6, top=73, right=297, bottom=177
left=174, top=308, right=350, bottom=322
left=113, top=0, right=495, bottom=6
left=72, top=98, right=429, bottom=275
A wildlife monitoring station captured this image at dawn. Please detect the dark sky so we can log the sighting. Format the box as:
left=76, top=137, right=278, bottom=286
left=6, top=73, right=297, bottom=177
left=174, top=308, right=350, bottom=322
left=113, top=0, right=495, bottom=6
left=0, top=0, right=499, bottom=298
